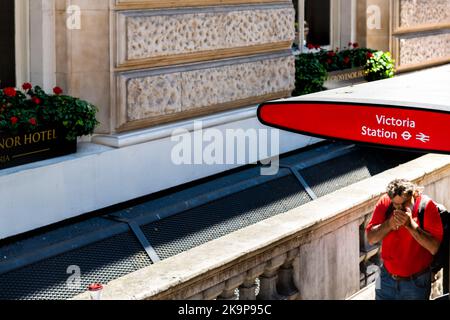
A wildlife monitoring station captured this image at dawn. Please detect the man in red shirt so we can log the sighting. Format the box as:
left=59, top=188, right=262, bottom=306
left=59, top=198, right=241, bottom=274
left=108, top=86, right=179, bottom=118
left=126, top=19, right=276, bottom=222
left=366, top=179, right=443, bottom=300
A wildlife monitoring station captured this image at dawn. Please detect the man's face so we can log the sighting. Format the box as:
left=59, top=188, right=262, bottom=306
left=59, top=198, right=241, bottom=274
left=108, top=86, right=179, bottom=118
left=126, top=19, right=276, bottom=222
left=392, top=194, right=413, bottom=211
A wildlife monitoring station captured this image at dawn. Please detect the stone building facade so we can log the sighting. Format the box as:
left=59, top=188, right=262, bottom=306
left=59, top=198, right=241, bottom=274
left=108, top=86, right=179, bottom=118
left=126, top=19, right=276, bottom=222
left=54, top=0, right=296, bottom=136
left=2, top=0, right=449, bottom=138
left=0, top=1, right=449, bottom=239
left=357, top=0, right=450, bottom=72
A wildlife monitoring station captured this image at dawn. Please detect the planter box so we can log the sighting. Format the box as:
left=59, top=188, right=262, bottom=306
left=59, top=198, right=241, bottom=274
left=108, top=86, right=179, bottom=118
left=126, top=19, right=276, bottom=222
left=324, top=67, right=366, bottom=90
left=0, top=127, right=77, bottom=170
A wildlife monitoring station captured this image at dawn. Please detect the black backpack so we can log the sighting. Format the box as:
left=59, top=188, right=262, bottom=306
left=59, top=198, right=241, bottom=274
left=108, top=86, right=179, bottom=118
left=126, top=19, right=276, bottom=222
left=417, top=196, right=450, bottom=273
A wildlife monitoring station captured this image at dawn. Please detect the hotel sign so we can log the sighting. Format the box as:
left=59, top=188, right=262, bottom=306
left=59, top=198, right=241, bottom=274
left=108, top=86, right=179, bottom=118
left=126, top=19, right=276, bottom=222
left=0, top=128, right=76, bottom=169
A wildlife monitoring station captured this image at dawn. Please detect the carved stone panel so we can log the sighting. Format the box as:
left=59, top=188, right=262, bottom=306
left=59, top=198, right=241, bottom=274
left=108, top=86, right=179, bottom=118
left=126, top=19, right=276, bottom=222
left=127, top=74, right=182, bottom=120
left=400, top=0, right=450, bottom=28
left=118, top=53, right=295, bottom=130
left=399, top=32, right=450, bottom=65
left=117, top=5, right=294, bottom=67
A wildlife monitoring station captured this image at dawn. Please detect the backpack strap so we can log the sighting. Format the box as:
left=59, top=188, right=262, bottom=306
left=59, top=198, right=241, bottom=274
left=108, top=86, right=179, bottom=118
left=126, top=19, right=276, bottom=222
left=418, top=195, right=431, bottom=230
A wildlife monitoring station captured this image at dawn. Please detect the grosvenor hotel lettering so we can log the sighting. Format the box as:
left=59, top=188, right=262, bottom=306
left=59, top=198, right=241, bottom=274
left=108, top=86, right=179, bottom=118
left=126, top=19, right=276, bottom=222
left=0, top=129, right=58, bottom=150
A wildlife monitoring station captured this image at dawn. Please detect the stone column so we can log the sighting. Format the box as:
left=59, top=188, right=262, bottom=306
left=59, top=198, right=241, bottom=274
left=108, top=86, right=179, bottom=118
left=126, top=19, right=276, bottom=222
left=29, top=0, right=56, bottom=92
left=217, top=274, right=245, bottom=300
left=356, top=0, right=390, bottom=51
left=239, top=264, right=266, bottom=300
left=276, top=249, right=300, bottom=300
left=297, top=222, right=360, bottom=299
left=339, top=0, right=355, bottom=48
left=258, top=254, right=287, bottom=300
left=55, top=0, right=111, bottom=133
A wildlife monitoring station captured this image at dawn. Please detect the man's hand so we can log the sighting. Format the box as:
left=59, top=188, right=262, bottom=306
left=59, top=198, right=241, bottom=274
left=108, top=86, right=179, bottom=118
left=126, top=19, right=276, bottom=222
left=393, top=208, right=413, bottom=229
left=393, top=208, right=440, bottom=255
left=367, top=214, right=400, bottom=245
left=387, top=214, right=400, bottom=230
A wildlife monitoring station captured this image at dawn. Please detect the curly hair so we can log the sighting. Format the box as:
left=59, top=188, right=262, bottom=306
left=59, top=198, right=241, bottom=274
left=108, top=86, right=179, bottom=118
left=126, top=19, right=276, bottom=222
left=386, top=179, right=416, bottom=199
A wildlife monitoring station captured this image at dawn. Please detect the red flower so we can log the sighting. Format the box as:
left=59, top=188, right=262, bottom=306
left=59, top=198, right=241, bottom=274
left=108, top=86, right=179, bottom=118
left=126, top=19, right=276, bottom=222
left=326, top=58, right=333, bottom=65
left=366, top=52, right=374, bottom=59
left=10, top=117, right=18, bottom=125
left=327, top=51, right=336, bottom=57
left=32, top=97, right=41, bottom=105
left=29, top=118, right=37, bottom=126
left=314, top=44, right=321, bottom=50
left=348, top=42, right=353, bottom=47
left=344, top=56, right=350, bottom=64
left=53, top=86, right=63, bottom=95
left=353, top=42, right=359, bottom=48
left=22, top=82, right=32, bottom=91
left=307, top=43, right=315, bottom=50
left=3, top=87, right=17, bottom=97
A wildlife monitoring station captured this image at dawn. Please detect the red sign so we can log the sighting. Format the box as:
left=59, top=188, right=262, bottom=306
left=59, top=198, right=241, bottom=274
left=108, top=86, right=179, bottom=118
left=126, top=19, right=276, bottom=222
left=257, top=101, right=450, bottom=154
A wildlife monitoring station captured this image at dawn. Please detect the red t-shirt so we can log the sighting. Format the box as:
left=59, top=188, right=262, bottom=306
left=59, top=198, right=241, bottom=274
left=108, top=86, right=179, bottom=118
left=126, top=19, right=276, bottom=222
left=366, top=194, right=443, bottom=277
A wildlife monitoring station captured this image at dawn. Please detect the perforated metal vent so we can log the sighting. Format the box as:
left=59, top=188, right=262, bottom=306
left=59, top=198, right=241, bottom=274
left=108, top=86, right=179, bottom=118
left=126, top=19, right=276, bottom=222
left=141, top=175, right=310, bottom=260
left=0, top=232, right=151, bottom=300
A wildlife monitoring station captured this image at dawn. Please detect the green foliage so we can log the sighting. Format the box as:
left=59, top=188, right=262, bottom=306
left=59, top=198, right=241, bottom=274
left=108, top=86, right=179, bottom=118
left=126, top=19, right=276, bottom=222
left=293, top=46, right=396, bottom=96
left=293, top=54, right=327, bottom=96
left=315, top=47, right=377, bottom=72
left=364, top=51, right=395, bottom=82
left=0, top=84, right=99, bottom=141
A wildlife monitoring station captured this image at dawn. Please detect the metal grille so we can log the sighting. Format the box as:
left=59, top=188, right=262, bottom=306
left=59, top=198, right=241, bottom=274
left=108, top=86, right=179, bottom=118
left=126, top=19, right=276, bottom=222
left=299, top=147, right=419, bottom=198
left=300, top=151, right=371, bottom=198
left=0, top=232, right=151, bottom=300
left=141, top=176, right=310, bottom=260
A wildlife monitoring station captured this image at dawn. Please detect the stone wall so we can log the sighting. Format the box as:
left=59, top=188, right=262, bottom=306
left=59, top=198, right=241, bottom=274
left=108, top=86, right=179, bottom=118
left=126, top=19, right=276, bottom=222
left=121, top=7, right=293, bottom=63
left=55, top=0, right=111, bottom=133
left=357, top=0, right=450, bottom=72
left=393, top=0, right=450, bottom=71
left=119, top=54, right=294, bottom=128
left=53, top=0, right=295, bottom=135
left=399, top=32, right=450, bottom=65
left=113, top=2, right=295, bottom=132
left=357, top=0, right=391, bottom=52
left=114, top=0, right=287, bottom=9
left=400, top=0, right=450, bottom=27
